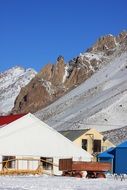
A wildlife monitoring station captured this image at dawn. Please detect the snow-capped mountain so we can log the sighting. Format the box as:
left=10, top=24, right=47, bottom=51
left=35, top=31, right=127, bottom=136
left=12, top=32, right=127, bottom=114
left=0, top=66, right=37, bottom=115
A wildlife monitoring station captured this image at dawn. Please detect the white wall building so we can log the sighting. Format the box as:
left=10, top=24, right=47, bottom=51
left=0, top=113, right=92, bottom=175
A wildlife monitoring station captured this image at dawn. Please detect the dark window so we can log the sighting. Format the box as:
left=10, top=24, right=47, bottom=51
left=93, top=140, right=101, bottom=153
left=82, top=139, right=87, bottom=151
left=2, top=156, right=15, bottom=169
left=40, top=157, right=53, bottom=170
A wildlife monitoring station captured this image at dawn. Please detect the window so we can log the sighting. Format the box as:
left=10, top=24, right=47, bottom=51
left=93, top=140, right=101, bottom=153
left=82, top=139, right=87, bottom=151
left=2, top=156, right=15, bottom=169
left=40, top=157, right=53, bottom=170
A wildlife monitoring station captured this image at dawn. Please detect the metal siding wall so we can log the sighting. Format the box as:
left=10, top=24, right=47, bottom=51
left=115, top=147, right=127, bottom=174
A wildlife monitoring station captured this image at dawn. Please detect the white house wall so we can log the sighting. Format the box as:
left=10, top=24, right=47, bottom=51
left=53, top=157, right=62, bottom=175
left=0, top=113, right=92, bottom=175
left=16, top=156, right=40, bottom=170
left=0, top=114, right=92, bottom=161
left=0, top=154, right=89, bottom=175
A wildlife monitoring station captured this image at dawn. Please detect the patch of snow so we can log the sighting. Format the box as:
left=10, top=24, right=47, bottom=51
left=82, top=52, right=104, bottom=61
left=104, top=45, right=109, bottom=50
left=108, top=34, right=114, bottom=37
left=88, top=62, right=95, bottom=72
left=114, top=37, right=119, bottom=46
left=63, top=65, right=69, bottom=83
left=42, top=80, right=54, bottom=95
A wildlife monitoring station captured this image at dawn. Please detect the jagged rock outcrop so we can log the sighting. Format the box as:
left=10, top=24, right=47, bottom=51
left=13, top=78, right=52, bottom=113
left=92, top=35, right=117, bottom=52
left=12, top=31, right=127, bottom=114
left=12, top=56, right=66, bottom=114
left=38, top=56, right=65, bottom=86
left=35, top=34, right=127, bottom=133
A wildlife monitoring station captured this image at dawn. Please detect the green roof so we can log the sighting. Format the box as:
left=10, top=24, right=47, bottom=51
left=59, top=129, right=89, bottom=141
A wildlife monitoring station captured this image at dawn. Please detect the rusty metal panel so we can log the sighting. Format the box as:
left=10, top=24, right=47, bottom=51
left=72, top=162, right=111, bottom=172
left=59, top=159, right=72, bottom=171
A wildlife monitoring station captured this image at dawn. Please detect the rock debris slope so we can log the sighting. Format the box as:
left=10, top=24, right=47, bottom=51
left=35, top=31, right=127, bottom=133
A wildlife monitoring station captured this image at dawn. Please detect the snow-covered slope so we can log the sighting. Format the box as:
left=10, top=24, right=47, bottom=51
left=35, top=49, right=127, bottom=133
left=0, top=66, right=37, bottom=115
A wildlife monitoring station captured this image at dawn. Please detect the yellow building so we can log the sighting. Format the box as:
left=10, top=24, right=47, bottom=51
left=60, top=128, right=115, bottom=160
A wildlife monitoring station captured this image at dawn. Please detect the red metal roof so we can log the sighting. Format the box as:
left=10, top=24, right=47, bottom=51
left=0, top=114, right=26, bottom=126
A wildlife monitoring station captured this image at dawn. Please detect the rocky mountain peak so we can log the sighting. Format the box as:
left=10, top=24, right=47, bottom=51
left=52, top=55, right=65, bottom=86
left=89, top=34, right=117, bottom=53
left=87, top=31, right=127, bottom=54
left=117, top=30, right=127, bottom=44
left=36, top=55, right=65, bottom=86
left=57, top=55, right=64, bottom=62
left=11, top=31, right=127, bottom=114
left=38, top=64, right=53, bottom=81
left=12, top=56, right=66, bottom=114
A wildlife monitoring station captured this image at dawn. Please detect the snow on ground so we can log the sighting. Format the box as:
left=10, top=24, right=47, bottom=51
left=0, top=175, right=127, bottom=190
left=84, top=91, right=127, bottom=132
left=63, top=65, right=69, bottom=83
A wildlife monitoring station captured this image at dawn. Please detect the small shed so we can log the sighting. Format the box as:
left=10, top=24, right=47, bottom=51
left=113, top=141, right=127, bottom=174
left=97, top=147, right=115, bottom=173
left=98, top=141, right=127, bottom=174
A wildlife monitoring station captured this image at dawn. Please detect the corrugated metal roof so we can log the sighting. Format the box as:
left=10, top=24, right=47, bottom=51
left=59, top=129, right=89, bottom=141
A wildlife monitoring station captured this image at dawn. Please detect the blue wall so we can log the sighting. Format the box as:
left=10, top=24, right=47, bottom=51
left=115, top=147, right=127, bottom=174
left=98, top=142, right=127, bottom=174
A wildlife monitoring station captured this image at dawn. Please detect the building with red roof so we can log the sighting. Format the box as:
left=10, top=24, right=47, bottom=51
left=0, top=114, right=26, bottom=127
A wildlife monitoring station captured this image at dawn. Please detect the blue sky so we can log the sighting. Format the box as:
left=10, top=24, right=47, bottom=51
left=0, top=0, right=127, bottom=72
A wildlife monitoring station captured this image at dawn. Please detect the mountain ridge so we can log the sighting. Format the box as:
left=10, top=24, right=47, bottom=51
left=34, top=31, right=127, bottom=135
left=12, top=31, right=127, bottom=114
